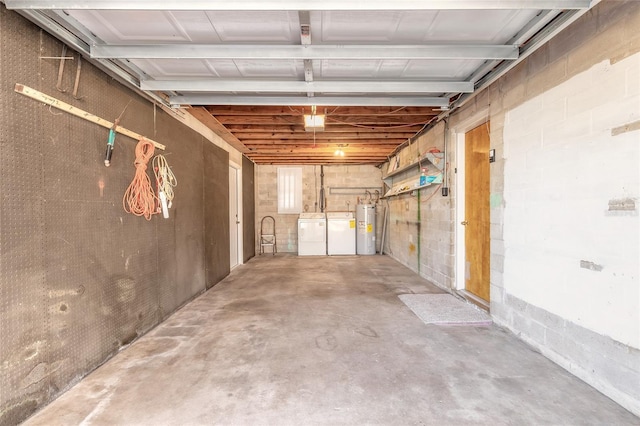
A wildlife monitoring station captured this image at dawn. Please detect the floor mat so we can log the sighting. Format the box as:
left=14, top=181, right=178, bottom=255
left=399, top=294, right=492, bottom=326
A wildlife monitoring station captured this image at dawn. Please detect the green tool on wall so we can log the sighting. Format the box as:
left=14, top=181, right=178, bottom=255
left=104, top=119, right=118, bottom=167
left=104, top=100, right=132, bottom=167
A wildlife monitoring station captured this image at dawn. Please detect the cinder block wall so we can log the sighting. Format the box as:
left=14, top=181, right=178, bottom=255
left=384, top=0, right=640, bottom=415
left=0, top=7, right=238, bottom=425
left=255, top=165, right=382, bottom=253
left=381, top=121, right=455, bottom=288
left=494, top=2, right=640, bottom=414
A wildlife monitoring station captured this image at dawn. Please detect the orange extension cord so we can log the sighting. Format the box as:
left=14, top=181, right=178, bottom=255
left=123, top=138, right=156, bottom=220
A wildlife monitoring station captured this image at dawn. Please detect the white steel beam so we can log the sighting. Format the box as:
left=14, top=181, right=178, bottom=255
left=141, top=79, right=473, bottom=93
left=298, top=11, right=314, bottom=96
left=91, top=44, right=519, bottom=60
left=168, top=95, right=449, bottom=107
left=4, top=1, right=593, bottom=10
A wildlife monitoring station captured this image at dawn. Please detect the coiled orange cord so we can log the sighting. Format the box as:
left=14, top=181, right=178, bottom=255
left=123, top=138, right=157, bottom=220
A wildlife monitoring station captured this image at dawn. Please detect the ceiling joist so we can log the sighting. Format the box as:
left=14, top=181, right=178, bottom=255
left=5, top=0, right=592, bottom=10
left=242, top=140, right=410, bottom=147
left=230, top=124, right=422, bottom=131
left=238, top=132, right=415, bottom=140
left=228, top=126, right=424, bottom=133
left=243, top=143, right=399, bottom=149
left=247, top=147, right=396, bottom=153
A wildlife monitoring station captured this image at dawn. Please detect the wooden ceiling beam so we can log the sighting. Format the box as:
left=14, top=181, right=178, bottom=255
left=247, top=155, right=390, bottom=160
left=248, top=158, right=387, bottom=163
left=248, top=161, right=385, bottom=165
left=244, top=142, right=398, bottom=149
left=188, top=107, right=249, bottom=153
left=245, top=139, right=406, bottom=148
left=246, top=147, right=394, bottom=154
left=248, top=158, right=389, bottom=163
left=226, top=124, right=424, bottom=133
left=237, top=132, right=414, bottom=140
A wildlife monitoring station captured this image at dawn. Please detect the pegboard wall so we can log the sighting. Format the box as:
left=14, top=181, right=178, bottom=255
left=242, top=156, right=256, bottom=263
left=0, top=6, right=232, bottom=425
left=204, top=144, right=230, bottom=289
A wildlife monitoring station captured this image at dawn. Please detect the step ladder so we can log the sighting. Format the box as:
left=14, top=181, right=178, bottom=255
left=260, top=216, right=277, bottom=255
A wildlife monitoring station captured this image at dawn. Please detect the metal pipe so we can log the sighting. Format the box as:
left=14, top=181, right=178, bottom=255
left=417, top=189, right=421, bottom=273
left=320, top=165, right=325, bottom=212
left=442, top=119, right=449, bottom=196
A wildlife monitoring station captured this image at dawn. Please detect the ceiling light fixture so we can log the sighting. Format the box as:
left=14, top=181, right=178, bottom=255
left=304, top=105, right=325, bottom=132
left=334, top=144, right=345, bottom=157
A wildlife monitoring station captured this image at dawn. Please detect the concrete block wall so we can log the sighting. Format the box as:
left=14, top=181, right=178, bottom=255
left=408, top=0, right=640, bottom=415
left=255, top=164, right=382, bottom=253
left=500, top=50, right=639, bottom=414
left=382, top=121, right=455, bottom=290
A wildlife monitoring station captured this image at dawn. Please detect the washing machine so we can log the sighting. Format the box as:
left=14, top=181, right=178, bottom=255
left=298, top=212, right=326, bottom=256
left=327, top=212, right=356, bottom=255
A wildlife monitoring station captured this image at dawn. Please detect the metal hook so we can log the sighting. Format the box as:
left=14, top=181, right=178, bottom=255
left=56, top=45, right=68, bottom=93
left=48, top=104, right=62, bottom=116
left=72, top=55, right=84, bottom=100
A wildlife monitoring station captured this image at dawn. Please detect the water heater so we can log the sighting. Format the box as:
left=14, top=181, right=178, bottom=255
left=356, top=204, right=376, bottom=255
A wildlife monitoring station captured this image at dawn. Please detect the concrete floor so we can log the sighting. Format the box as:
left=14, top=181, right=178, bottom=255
left=25, top=255, right=638, bottom=425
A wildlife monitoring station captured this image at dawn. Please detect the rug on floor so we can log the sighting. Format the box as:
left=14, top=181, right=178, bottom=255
left=398, top=294, right=492, bottom=326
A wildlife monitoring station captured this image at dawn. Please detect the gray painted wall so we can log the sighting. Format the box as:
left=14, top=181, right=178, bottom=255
left=243, top=156, right=256, bottom=262
left=0, top=6, right=231, bottom=425
left=204, top=144, right=230, bottom=288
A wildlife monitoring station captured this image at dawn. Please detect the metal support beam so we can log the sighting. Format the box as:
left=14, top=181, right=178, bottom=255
left=168, top=95, right=449, bottom=107
left=299, top=11, right=314, bottom=96
left=91, top=44, right=519, bottom=60
left=298, top=11, right=311, bottom=45
left=142, top=79, right=473, bottom=93
left=13, top=9, right=169, bottom=108
left=5, top=1, right=593, bottom=10
left=454, top=8, right=590, bottom=109
left=303, top=60, right=314, bottom=82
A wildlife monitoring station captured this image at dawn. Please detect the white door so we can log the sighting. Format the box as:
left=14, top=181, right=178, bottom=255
left=229, top=166, right=239, bottom=269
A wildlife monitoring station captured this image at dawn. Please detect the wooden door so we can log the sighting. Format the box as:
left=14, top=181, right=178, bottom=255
left=464, top=122, right=490, bottom=301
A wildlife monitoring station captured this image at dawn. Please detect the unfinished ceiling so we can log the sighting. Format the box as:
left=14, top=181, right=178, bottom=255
left=5, top=1, right=593, bottom=164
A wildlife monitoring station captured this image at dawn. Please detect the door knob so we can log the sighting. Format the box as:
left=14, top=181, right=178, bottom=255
left=461, top=221, right=468, bottom=226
